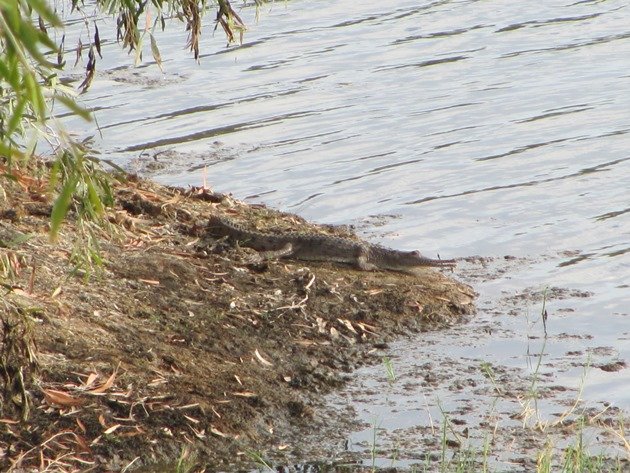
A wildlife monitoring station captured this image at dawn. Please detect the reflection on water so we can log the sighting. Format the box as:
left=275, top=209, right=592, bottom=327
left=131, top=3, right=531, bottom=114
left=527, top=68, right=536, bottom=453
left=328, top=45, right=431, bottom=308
left=63, top=0, right=629, bottom=463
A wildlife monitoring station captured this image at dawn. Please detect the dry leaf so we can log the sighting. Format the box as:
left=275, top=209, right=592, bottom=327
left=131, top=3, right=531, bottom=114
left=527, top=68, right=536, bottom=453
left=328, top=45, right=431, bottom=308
left=232, top=391, right=257, bottom=398
left=150, top=33, right=163, bottom=72
left=183, top=414, right=199, bottom=424
left=338, top=318, right=357, bottom=334
left=103, top=424, right=121, bottom=435
left=84, top=372, right=99, bottom=388
left=138, top=279, right=160, bottom=285
left=43, top=389, right=84, bottom=407
left=316, top=317, right=327, bottom=333
left=72, top=433, right=91, bottom=453
left=178, top=403, right=200, bottom=410
left=356, top=322, right=378, bottom=335
left=210, top=425, right=230, bottom=438
left=9, top=288, right=30, bottom=298
left=366, top=289, right=384, bottom=295
left=76, top=418, right=86, bottom=433
left=89, top=370, right=116, bottom=394
left=254, top=349, right=273, bottom=367
left=0, top=418, right=20, bottom=424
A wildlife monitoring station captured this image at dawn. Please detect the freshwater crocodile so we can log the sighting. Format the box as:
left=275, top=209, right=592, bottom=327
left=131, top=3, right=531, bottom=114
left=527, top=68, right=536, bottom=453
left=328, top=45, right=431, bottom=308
left=207, top=215, right=456, bottom=273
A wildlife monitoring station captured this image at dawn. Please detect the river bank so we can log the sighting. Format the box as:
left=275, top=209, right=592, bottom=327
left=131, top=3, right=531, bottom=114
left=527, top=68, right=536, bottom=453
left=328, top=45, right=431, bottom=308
left=0, top=168, right=474, bottom=471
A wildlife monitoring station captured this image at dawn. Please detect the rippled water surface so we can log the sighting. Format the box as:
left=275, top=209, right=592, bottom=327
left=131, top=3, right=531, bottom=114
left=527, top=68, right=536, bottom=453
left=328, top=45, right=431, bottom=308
left=64, top=0, right=628, bottom=464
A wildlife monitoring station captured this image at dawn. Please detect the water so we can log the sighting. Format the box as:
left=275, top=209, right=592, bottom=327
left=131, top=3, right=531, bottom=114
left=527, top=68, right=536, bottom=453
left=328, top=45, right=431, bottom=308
left=61, top=0, right=629, bottom=466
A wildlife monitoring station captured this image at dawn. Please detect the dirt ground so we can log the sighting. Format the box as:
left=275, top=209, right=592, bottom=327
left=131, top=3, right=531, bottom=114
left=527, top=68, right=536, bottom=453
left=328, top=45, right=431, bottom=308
left=0, top=166, right=475, bottom=472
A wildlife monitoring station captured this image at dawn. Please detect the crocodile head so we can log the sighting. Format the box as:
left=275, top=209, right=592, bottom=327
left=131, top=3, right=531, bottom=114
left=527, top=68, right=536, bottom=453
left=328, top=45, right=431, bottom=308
left=372, top=247, right=457, bottom=270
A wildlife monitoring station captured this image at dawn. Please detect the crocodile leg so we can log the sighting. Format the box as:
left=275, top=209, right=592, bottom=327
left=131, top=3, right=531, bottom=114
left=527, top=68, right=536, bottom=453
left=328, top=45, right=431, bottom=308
left=357, top=249, right=378, bottom=271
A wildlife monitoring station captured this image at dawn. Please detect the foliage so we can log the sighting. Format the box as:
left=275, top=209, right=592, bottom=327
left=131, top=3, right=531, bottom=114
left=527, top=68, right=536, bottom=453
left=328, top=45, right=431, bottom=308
left=0, top=0, right=79, bottom=163
left=1, top=0, right=250, bottom=250
left=48, top=143, right=116, bottom=239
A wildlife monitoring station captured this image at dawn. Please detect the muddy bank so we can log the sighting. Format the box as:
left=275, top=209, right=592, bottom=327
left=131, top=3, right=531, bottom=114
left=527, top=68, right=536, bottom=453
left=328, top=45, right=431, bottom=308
left=0, top=169, right=474, bottom=471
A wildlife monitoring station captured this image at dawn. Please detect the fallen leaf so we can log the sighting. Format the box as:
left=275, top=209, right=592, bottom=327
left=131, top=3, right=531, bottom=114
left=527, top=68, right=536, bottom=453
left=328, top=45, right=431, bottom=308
left=232, top=391, right=257, bottom=398
left=72, top=433, right=91, bottom=453
left=89, top=370, right=117, bottom=394
left=76, top=418, right=86, bottom=433
left=210, top=425, right=230, bottom=438
left=0, top=418, right=20, bottom=424
left=9, top=288, right=31, bottom=298
left=254, top=349, right=273, bottom=367
left=366, top=289, right=384, bottom=295
left=356, top=322, right=378, bottom=335
left=43, top=389, right=84, bottom=407
left=103, top=424, right=121, bottom=435
left=183, top=414, right=199, bottom=424
left=338, top=318, right=357, bottom=334
left=190, top=426, right=206, bottom=439
left=83, top=372, right=99, bottom=388
left=138, top=279, right=160, bottom=285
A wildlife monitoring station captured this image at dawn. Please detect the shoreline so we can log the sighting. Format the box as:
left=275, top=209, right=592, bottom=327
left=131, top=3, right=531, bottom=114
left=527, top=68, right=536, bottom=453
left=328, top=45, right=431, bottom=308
left=0, top=172, right=474, bottom=471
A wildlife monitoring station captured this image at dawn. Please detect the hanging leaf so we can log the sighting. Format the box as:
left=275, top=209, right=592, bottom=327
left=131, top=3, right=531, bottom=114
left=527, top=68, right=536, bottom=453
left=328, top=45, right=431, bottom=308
left=55, top=94, right=92, bottom=121
left=38, top=16, right=47, bottom=34
left=78, top=46, right=96, bottom=93
left=24, top=71, right=46, bottom=123
left=94, top=22, right=102, bottom=58
left=74, top=37, right=83, bottom=67
left=134, top=36, right=143, bottom=66
left=150, top=33, right=163, bottom=72
left=57, top=33, right=65, bottom=66
left=27, top=0, right=63, bottom=27
left=50, top=176, right=78, bottom=241
left=6, top=96, right=27, bottom=137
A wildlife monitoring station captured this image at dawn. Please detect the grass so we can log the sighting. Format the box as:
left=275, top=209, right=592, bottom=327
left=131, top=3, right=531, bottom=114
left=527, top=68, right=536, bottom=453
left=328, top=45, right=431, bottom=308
left=0, top=299, right=39, bottom=422
left=520, top=286, right=550, bottom=430
left=383, top=355, right=396, bottom=384
left=69, top=219, right=106, bottom=280
left=370, top=419, right=381, bottom=471
left=231, top=284, right=630, bottom=473
left=349, top=287, right=630, bottom=473
left=535, top=421, right=626, bottom=473
left=415, top=408, right=627, bottom=473
left=174, top=446, right=197, bottom=473
left=246, top=450, right=274, bottom=472
left=480, top=361, right=503, bottom=396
